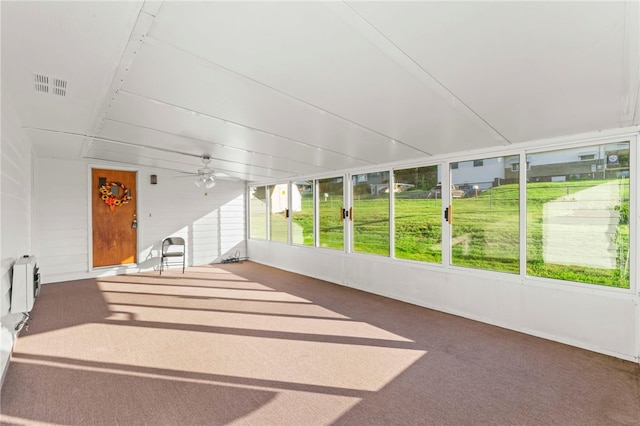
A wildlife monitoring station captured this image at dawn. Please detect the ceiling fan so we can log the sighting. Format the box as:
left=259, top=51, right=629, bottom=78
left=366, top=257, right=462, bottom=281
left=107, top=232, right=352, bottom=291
left=177, top=155, right=217, bottom=189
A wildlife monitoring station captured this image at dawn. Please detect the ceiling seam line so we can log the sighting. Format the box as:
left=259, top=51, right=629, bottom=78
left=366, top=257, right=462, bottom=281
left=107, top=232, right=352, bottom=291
left=101, top=117, right=346, bottom=172
left=24, top=127, right=297, bottom=177
left=114, top=88, right=378, bottom=165
left=88, top=4, right=155, bottom=138
left=619, top=0, right=640, bottom=126
left=142, top=35, right=433, bottom=156
left=85, top=145, right=286, bottom=177
left=82, top=156, right=275, bottom=181
left=333, top=1, right=512, bottom=145
left=103, top=114, right=370, bottom=167
left=83, top=149, right=277, bottom=180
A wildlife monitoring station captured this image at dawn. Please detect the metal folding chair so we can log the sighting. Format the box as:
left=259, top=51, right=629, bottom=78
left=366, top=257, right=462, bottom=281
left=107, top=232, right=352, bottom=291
left=160, top=237, right=185, bottom=275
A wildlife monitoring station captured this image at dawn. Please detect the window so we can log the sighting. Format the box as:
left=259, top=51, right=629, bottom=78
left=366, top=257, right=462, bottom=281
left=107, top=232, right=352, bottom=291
left=249, top=186, right=267, bottom=239
left=512, top=162, right=531, bottom=172
left=473, top=159, right=484, bottom=167
left=318, top=177, right=344, bottom=250
left=249, top=137, right=633, bottom=291
left=526, top=142, right=630, bottom=288
left=269, top=183, right=289, bottom=243
left=451, top=156, right=520, bottom=273
left=352, top=171, right=390, bottom=256
left=291, top=181, right=314, bottom=246
left=394, top=165, right=442, bottom=262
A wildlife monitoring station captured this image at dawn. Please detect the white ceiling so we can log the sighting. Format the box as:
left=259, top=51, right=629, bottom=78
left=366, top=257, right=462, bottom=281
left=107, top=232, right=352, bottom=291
left=2, top=1, right=639, bottom=183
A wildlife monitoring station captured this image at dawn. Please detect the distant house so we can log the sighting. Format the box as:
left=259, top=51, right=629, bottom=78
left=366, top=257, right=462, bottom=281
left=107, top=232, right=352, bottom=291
left=505, top=142, right=630, bottom=182
left=451, top=157, right=506, bottom=190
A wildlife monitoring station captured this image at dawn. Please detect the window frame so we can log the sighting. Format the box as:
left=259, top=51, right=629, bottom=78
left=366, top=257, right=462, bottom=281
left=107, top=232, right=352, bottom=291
left=392, top=164, right=443, bottom=264
left=247, top=131, right=637, bottom=294
left=524, top=140, right=633, bottom=289
left=317, top=175, right=346, bottom=251
left=449, top=154, right=521, bottom=274
left=268, top=183, right=290, bottom=243
left=350, top=170, right=391, bottom=257
left=291, top=180, right=315, bottom=247
left=248, top=185, right=268, bottom=240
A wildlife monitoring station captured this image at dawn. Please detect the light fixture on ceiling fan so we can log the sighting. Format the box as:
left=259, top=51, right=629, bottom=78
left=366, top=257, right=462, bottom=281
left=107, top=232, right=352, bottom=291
left=194, top=155, right=216, bottom=189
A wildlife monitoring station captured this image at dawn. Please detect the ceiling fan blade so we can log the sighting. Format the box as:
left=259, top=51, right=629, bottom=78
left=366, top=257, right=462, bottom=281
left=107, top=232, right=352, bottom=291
left=171, top=154, right=239, bottom=183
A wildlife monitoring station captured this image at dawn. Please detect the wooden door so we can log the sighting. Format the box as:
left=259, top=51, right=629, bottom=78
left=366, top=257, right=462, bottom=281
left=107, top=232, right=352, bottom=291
left=92, top=168, right=137, bottom=267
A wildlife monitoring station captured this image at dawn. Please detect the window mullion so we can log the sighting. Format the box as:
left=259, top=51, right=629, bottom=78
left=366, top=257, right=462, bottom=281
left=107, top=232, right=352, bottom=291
left=520, top=154, right=527, bottom=278
left=389, top=169, right=395, bottom=258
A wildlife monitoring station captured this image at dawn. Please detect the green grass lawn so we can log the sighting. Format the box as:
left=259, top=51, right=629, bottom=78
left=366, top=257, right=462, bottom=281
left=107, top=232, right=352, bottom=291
left=282, top=179, right=630, bottom=288
left=526, top=180, right=629, bottom=287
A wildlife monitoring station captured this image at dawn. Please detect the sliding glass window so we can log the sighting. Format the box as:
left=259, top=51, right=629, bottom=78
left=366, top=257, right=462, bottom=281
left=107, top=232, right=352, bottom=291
left=269, top=184, right=289, bottom=243
left=318, top=177, right=344, bottom=250
left=394, top=165, right=442, bottom=263
left=352, top=171, right=390, bottom=256
left=291, top=181, right=314, bottom=246
left=526, top=142, right=630, bottom=288
left=249, top=186, right=267, bottom=239
left=450, top=156, right=520, bottom=273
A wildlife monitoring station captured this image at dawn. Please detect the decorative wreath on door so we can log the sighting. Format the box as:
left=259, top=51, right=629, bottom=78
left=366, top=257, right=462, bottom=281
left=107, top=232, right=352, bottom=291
left=99, top=182, right=132, bottom=212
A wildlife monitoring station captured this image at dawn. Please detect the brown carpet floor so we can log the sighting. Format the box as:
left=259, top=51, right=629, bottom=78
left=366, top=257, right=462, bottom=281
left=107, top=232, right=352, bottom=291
left=1, top=262, right=639, bottom=425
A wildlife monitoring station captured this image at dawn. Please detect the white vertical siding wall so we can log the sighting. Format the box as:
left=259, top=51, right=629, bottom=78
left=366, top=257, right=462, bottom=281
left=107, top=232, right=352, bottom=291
left=136, top=167, right=246, bottom=269
left=220, top=194, right=246, bottom=258
left=34, top=158, right=246, bottom=283
left=191, top=209, right=222, bottom=266
left=1, top=93, right=33, bottom=382
left=34, top=159, right=88, bottom=277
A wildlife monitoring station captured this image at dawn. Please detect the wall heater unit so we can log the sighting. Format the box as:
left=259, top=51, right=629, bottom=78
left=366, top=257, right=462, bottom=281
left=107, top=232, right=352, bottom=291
left=10, top=255, right=40, bottom=313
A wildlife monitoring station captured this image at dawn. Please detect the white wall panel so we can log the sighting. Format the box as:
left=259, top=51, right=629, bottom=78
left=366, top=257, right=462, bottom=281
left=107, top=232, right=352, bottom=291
left=33, top=159, right=88, bottom=282
left=1, top=93, right=33, bottom=383
left=137, top=167, right=246, bottom=270
left=220, top=194, right=246, bottom=257
left=520, top=284, right=635, bottom=355
left=248, top=240, right=638, bottom=362
left=192, top=210, right=219, bottom=266
left=34, top=158, right=247, bottom=283
left=249, top=240, right=346, bottom=286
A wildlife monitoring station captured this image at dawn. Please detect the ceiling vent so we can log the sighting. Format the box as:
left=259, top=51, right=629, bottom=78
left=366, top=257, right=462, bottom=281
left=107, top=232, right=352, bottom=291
left=34, top=73, right=67, bottom=96
left=34, top=73, right=48, bottom=93
left=52, top=78, right=67, bottom=96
